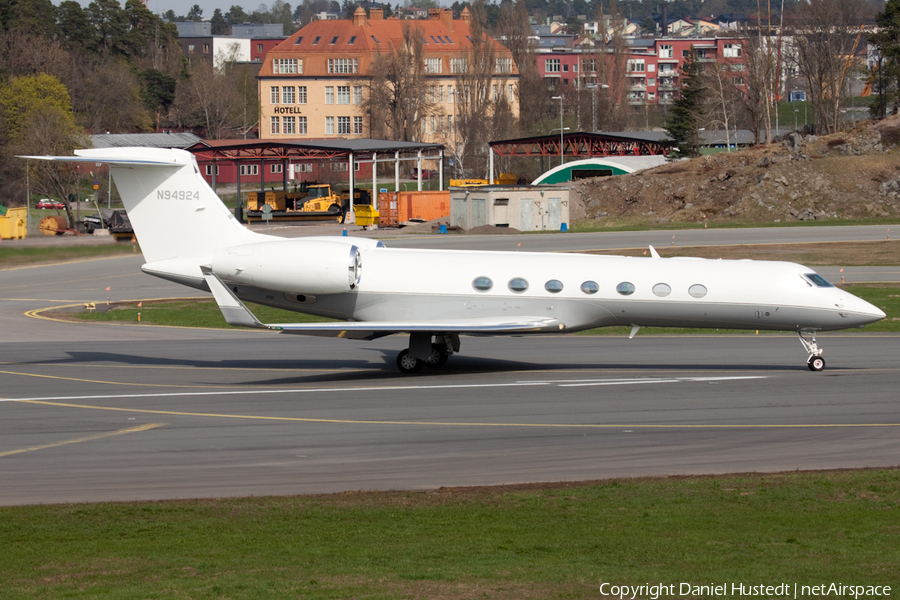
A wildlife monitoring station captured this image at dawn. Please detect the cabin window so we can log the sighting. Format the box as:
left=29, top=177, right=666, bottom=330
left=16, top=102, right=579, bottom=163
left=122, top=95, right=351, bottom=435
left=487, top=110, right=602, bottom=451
left=580, top=281, right=599, bottom=294
left=508, top=278, right=529, bottom=293
left=652, top=283, right=671, bottom=297
left=616, top=282, right=636, bottom=296
left=689, top=284, right=708, bottom=298
left=545, top=279, right=564, bottom=293
left=804, top=274, right=834, bottom=288
left=472, top=277, right=493, bottom=291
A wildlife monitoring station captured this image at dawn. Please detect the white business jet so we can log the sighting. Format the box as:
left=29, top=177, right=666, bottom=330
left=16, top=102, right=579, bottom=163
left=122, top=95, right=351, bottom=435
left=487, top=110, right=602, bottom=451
left=27, top=148, right=885, bottom=372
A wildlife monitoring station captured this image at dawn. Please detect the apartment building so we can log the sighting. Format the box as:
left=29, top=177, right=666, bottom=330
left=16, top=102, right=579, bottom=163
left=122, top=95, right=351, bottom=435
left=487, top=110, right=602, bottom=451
left=258, top=7, right=519, bottom=141
left=536, top=35, right=748, bottom=107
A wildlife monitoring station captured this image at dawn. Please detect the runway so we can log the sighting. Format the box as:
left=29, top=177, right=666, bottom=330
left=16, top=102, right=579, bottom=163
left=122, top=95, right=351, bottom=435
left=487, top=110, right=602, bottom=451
left=1, top=226, right=898, bottom=505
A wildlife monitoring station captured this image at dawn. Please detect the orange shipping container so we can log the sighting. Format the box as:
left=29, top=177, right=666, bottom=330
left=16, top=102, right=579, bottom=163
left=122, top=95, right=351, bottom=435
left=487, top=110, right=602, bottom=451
left=378, top=190, right=450, bottom=227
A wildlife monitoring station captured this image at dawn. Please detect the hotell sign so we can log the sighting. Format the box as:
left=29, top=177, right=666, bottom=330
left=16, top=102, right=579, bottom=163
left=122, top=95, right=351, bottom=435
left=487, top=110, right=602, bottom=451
left=273, top=106, right=304, bottom=115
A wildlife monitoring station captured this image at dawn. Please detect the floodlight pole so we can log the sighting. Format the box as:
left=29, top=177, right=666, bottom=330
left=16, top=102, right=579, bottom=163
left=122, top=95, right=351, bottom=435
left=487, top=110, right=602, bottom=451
left=551, top=95, right=564, bottom=166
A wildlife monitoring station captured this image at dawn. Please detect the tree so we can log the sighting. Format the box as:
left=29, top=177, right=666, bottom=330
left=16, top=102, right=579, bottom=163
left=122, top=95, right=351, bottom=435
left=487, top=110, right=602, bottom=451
left=359, top=24, right=431, bottom=141
left=792, top=0, right=871, bottom=133
left=140, top=68, right=177, bottom=128
left=225, top=4, right=248, bottom=24
left=665, top=49, right=705, bottom=158
left=0, top=0, right=59, bottom=38
left=187, top=4, right=203, bottom=21
left=872, top=0, right=900, bottom=116
left=498, top=0, right=548, bottom=136
left=211, top=8, right=230, bottom=34
left=0, top=74, right=87, bottom=224
left=57, top=1, right=98, bottom=51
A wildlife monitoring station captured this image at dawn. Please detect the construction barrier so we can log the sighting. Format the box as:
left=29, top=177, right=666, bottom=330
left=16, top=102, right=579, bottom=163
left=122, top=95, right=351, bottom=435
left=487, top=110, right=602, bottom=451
left=377, top=191, right=450, bottom=227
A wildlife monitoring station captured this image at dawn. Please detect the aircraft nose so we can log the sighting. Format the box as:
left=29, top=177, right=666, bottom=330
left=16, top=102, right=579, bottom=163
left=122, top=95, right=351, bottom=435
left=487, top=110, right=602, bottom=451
left=842, top=295, right=886, bottom=326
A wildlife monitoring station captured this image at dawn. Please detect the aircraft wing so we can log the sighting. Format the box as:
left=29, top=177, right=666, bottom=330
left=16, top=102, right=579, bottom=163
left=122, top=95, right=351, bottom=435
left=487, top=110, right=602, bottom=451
left=203, top=270, right=565, bottom=340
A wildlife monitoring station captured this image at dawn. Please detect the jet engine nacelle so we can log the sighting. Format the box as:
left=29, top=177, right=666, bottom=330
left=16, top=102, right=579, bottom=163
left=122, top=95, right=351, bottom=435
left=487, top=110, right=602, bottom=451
left=211, top=239, right=362, bottom=295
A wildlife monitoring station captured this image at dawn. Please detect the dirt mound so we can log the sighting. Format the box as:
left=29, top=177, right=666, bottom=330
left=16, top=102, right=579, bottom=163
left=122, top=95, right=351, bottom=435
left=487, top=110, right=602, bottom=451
left=566, top=120, right=900, bottom=227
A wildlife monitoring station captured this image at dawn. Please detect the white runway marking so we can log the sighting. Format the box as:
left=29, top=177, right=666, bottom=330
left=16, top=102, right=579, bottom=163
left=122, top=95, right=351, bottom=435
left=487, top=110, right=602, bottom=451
left=0, top=376, right=766, bottom=403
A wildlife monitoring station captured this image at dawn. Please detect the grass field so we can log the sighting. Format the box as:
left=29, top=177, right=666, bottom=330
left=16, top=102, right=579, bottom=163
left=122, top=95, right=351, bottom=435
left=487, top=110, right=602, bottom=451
left=1, top=469, right=897, bottom=599
left=0, top=244, right=138, bottom=269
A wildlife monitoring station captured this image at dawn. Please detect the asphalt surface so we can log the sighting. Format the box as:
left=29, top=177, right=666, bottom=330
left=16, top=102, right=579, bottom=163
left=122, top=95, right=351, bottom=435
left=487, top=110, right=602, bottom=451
left=1, top=225, right=898, bottom=505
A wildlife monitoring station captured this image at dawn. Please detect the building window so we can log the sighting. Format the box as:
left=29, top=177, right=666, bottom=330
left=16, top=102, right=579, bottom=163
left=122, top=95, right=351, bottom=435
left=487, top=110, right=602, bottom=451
left=325, top=86, right=334, bottom=104
left=270, top=163, right=283, bottom=174
left=627, top=59, right=645, bottom=72
left=438, top=115, right=444, bottom=133
left=297, top=86, right=307, bottom=104
left=647, top=78, right=656, bottom=87
left=284, top=116, right=296, bottom=134
left=240, top=165, right=259, bottom=176
left=448, top=85, right=455, bottom=103
left=447, top=115, right=453, bottom=133
left=298, top=116, right=307, bottom=134
left=731, top=63, right=746, bottom=71
left=659, top=44, right=673, bottom=58
left=430, top=115, right=435, bottom=134
left=204, top=165, right=219, bottom=176
left=582, top=58, right=595, bottom=73
left=337, top=86, right=350, bottom=104
left=337, top=116, right=351, bottom=134
left=492, top=84, right=498, bottom=101
left=724, top=43, right=742, bottom=58
left=270, top=116, right=279, bottom=134
left=299, top=163, right=312, bottom=172
left=732, top=76, right=745, bottom=86
left=270, top=86, right=279, bottom=104
left=282, top=86, right=295, bottom=104
left=257, top=43, right=263, bottom=53
left=450, top=58, right=468, bottom=73
left=273, top=58, right=300, bottom=74
left=331, top=162, right=348, bottom=172
left=325, top=116, right=334, bottom=134
left=328, top=58, right=358, bottom=73
left=563, top=64, right=569, bottom=72
left=425, top=57, right=442, bottom=73
left=495, top=57, right=512, bottom=73
left=353, top=85, right=362, bottom=104
left=545, top=58, right=560, bottom=73
left=438, top=85, right=445, bottom=103
left=203, top=43, right=209, bottom=53
left=508, top=83, right=514, bottom=102
left=188, top=44, right=194, bottom=53
left=353, top=116, right=363, bottom=134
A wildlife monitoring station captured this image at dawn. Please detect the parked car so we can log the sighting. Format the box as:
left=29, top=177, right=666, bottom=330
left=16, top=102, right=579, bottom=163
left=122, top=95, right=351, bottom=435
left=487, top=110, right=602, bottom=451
left=36, top=199, right=65, bottom=209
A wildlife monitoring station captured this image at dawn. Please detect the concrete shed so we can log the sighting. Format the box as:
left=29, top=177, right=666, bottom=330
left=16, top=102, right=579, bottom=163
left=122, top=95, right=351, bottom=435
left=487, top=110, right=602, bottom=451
left=449, top=186, right=570, bottom=231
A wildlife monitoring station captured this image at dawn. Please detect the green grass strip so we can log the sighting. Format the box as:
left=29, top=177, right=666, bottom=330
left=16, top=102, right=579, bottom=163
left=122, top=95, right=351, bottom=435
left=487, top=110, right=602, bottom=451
left=0, top=470, right=898, bottom=599
left=0, top=244, right=138, bottom=268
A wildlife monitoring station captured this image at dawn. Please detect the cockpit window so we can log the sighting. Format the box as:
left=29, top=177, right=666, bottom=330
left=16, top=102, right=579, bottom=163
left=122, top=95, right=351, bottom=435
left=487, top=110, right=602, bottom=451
left=804, top=273, right=834, bottom=288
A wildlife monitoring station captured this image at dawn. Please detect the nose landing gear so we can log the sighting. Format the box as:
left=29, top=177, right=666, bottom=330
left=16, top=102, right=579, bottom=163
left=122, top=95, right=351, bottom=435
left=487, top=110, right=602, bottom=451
left=798, top=330, right=825, bottom=371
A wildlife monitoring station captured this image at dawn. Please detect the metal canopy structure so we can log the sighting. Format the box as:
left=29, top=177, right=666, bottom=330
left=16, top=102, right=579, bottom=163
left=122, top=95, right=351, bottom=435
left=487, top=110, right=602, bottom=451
left=489, top=131, right=674, bottom=159
left=185, top=138, right=445, bottom=223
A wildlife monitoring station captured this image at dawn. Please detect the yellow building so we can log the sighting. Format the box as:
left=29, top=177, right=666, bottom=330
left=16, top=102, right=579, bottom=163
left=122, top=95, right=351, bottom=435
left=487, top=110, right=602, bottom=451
left=258, top=7, right=519, bottom=144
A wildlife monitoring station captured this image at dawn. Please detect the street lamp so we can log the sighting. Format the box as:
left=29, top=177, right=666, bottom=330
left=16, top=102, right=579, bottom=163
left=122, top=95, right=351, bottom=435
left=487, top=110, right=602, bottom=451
left=584, top=83, right=609, bottom=132
left=551, top=95, right=565, bottom=166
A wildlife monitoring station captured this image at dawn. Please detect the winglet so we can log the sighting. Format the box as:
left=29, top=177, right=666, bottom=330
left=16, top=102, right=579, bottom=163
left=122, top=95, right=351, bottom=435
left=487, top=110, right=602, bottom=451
left=201, top=268, right=271, bottom=330
left=648, top=245, right=660, bottom=258
left=629, top=325, right=641, bottom=339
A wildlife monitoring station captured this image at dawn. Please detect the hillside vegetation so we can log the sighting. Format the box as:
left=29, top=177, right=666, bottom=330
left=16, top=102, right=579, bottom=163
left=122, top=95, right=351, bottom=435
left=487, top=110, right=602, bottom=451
left=569, top=116, right=900, bottom=228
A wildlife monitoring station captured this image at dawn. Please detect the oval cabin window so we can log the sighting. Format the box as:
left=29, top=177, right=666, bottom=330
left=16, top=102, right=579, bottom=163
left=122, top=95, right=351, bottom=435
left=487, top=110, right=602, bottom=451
left=689, top=284, right=708, bottom=298
left=472, top=277, right=493, bottom=292
left=508, top=278, right=529, bottom=293
left=616, top=282, right=636, bottom=296
left=545, top=279, right=564, bottom=293
left=652, top=283, right=671, bottom=297
left=581, top=281, right=599, bottom=294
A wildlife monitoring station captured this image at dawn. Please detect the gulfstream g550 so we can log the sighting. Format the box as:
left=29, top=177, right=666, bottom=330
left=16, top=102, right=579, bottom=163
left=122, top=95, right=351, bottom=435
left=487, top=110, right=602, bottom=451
left=27, top=147, right=885, bottom=372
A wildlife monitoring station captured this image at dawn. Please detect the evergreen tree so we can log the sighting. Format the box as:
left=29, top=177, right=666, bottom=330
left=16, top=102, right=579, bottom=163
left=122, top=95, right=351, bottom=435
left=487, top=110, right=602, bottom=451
left=211, top=8, right=229, bottom=34
left=664, top=49, right=705, bottom=158
left=873, top=0, right=900, bottom=116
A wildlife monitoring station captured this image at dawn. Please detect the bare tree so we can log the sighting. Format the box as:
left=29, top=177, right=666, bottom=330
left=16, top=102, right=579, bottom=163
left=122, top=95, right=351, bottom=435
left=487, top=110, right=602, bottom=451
left=359, top=24, right=431, bottom=141
left=731, top=33, right=773, bottom=142
left=791, top=0, right=870, bottom=133
left=173, top=45, right=250, bottom=138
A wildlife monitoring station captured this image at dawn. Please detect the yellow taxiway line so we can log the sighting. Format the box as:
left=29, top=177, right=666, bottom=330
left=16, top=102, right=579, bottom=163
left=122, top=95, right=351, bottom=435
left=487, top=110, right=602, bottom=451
left=0, top=422, right=165, bottom=458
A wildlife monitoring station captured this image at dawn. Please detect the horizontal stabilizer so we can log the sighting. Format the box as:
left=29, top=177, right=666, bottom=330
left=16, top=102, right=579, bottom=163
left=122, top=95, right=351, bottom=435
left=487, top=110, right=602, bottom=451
left=19, top=154, right=187, bottom=167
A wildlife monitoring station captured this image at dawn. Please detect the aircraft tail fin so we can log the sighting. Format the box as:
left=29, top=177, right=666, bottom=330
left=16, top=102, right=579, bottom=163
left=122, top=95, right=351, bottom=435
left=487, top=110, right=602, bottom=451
left=24, top=147, right=260, bottom=264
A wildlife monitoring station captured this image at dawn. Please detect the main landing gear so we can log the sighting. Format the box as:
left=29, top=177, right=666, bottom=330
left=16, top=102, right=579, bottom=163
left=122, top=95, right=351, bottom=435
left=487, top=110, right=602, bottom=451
left=396, top=333, right=459, bottom=374
left=798, top=330, right=825, bottom=371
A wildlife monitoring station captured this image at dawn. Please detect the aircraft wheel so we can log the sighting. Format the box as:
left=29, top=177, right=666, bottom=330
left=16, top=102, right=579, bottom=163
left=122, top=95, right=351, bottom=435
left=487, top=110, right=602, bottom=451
left=807, top=356, right=825, bottom=371
left=425, top=344, right=449, bottom=368
left=397, top=349, right=424, bottom=373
